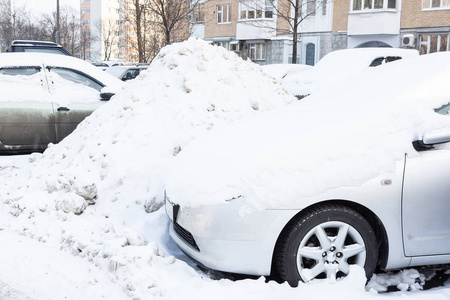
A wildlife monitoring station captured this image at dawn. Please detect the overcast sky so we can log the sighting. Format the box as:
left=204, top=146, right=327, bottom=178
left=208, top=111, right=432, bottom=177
left=13, top=0, right=79, bottom=16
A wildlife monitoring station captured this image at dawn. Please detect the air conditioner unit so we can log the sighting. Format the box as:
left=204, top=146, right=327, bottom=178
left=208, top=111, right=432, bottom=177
left=401, top=34, right=415, bottom=48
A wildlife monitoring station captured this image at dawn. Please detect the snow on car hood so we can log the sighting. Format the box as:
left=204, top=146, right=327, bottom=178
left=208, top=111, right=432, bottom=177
left=166, top=51, right=450, bottom=209
left=282, top=48, right=419, bottom=97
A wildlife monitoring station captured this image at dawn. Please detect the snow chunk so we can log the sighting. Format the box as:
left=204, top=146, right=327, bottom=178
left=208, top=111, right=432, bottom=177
left=55, top=192, right=88, bottom=215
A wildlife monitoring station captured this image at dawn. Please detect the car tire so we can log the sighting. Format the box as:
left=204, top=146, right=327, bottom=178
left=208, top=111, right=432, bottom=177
left=275, top=204, right=378, bottom=286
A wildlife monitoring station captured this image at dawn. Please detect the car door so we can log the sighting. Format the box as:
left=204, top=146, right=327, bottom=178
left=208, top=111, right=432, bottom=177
left=0, top=66, right=55, bottom=153
left=45, top=66, right=106, bottom=142
left=402, top=118, right=450, bottom=257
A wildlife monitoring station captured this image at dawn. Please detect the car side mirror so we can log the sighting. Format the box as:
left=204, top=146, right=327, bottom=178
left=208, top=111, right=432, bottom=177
left=423, top=127, right=450, bottom=145
left=413, top=127, right=450, bottom=151
left=100, top=92, right=115, bottom=101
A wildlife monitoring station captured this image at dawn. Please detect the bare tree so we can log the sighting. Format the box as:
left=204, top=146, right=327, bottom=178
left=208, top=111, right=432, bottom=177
left=0, top=0, right=13, bottom=51
left=125, top=0, right=164, bottom=63
left=147, top=0, right=197, bottom=46
left=79, top=28, right=91, bottom=60
left=95, top=19, right=120, bottom=61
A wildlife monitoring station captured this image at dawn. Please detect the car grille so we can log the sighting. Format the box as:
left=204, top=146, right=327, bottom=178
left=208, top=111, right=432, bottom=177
left=174, top=222, right=200, bottom=251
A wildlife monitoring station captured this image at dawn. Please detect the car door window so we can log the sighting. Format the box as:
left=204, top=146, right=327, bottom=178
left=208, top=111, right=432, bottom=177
left=434, top=103, right=450, bottom=115
left=46, top=67, right=104, bottom=91
left=0, top=66, right=41, bottom=76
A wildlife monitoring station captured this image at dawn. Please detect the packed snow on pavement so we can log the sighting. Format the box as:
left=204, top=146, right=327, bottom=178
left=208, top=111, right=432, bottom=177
left=0, top=38, right=448, bottom=299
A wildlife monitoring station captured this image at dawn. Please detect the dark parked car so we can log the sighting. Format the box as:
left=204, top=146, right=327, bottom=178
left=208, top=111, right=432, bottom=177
left=6, top=40, right=72, bottom=56
left=0, top=53, right=122, bottom=154
left=105, top=65, right=148, bottom=81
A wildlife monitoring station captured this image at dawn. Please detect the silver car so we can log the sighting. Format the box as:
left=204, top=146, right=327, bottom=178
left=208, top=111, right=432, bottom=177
left=0, top=53, right=122, bottom=154
left=165, top=51, right=450, bottom=286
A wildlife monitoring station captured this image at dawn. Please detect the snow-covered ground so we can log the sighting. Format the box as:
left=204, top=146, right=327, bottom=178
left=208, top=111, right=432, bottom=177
left=0, top=39, right=449, bottom=299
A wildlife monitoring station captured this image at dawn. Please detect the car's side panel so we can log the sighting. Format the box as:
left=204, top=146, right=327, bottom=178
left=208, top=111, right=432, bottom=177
left=402, top=149, right=450, bottom=256
left=54, top=102, right=103, bottom=143
left=0, top=101, right=55, bottom=153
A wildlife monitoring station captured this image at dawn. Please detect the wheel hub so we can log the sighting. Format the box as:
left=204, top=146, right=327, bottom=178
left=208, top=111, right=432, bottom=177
left=326, top=251, right=337, bottom=262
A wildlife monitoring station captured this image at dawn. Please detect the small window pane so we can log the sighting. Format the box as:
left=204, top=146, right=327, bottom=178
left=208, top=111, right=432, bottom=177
left=440, top=35, right=448, bottom=51
left=364, top=0, right=373, bottom=9
left=307, top=0, right=316, bottom=15
left=430, top=35, right=438, bottom=52
left=353, top=0, right=362, bottom=10
left=432, top=0, right=440, bottom=7
left=388, top=0, right=396, bottom=8
left=374, top=0, right=383, bottom=9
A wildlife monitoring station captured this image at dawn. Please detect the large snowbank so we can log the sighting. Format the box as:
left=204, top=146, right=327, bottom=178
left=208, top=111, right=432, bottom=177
left=0, top=39, right=448, bottom=299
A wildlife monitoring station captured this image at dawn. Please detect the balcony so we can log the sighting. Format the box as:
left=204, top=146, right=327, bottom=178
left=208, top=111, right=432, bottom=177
left=236, top=20, right=277, bottom=40
left=348, top=10, right=401, bottom=35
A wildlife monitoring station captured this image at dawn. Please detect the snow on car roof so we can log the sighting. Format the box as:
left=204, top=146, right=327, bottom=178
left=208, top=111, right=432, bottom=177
left=0, top=52, right=122, bottom=89
left=282, top=48, right=419, bottom=97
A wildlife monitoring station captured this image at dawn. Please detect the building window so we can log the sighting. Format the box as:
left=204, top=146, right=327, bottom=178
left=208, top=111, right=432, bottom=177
left=217, top=4, right=231, bottom=23
left=307, top=0, right=316, bottom=16
left=248, top=43, right=266, bottom=60
left=215, top=42, right=230, bottom=50
left=230, top=43, right=242, bottom=52
left=240, top=0, right=273, bottom=20
left=322, top=0, right=327, bottom=15
left=419, top=34, right=449, bottom=54
left=352, top=0, right=396, bottom=11
left=422, top=0, right=450, bottom=9
left=192, top=3, right=205, bottom=23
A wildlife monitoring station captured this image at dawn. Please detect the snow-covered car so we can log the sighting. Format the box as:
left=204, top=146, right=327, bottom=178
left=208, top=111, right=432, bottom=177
left=165, top=51, right=450, bottom=286
left=0, top=53, right=123, bottom=154
left=261, top=63, right=312, bottom=82
left=105, top=65, right=148, bottom=81
left=282, top=48, right=419, bottom=99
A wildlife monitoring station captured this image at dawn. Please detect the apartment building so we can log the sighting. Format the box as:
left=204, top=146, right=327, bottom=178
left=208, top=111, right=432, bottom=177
left=80, top=0, right=123, bottom=62
left=196, top=0, right=450, bottom=65
left=201, top=0, right=336, bottom=65
left=197, top=0, right=355, bottom=65
left=401, top=0, right=450, bottom=54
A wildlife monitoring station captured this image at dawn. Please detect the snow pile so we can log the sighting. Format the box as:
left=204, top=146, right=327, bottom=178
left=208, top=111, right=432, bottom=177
left=0, top=38, right=296, bottom=299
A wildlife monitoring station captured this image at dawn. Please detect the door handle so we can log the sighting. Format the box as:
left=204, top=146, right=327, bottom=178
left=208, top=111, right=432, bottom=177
left=57, top=107, right=70, bottom=112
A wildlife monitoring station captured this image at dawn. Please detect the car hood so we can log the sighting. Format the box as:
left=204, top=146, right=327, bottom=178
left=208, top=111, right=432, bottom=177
left=165, top=52, right=450, bottom=209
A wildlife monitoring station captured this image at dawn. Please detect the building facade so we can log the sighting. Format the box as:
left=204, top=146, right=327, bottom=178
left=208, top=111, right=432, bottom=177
left=81, top=0, right=123, bottom=62
left=195, top=0, right=450, bottom=65
left=401, top=0, right=450, bottom=54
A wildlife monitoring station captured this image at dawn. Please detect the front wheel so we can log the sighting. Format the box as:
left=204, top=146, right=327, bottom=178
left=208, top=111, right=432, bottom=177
left=275, top=204, right=378, bottom=286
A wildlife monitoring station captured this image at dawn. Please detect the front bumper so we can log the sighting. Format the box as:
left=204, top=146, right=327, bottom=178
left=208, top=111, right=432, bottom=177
left=165, top=197, right=297, bottom=276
